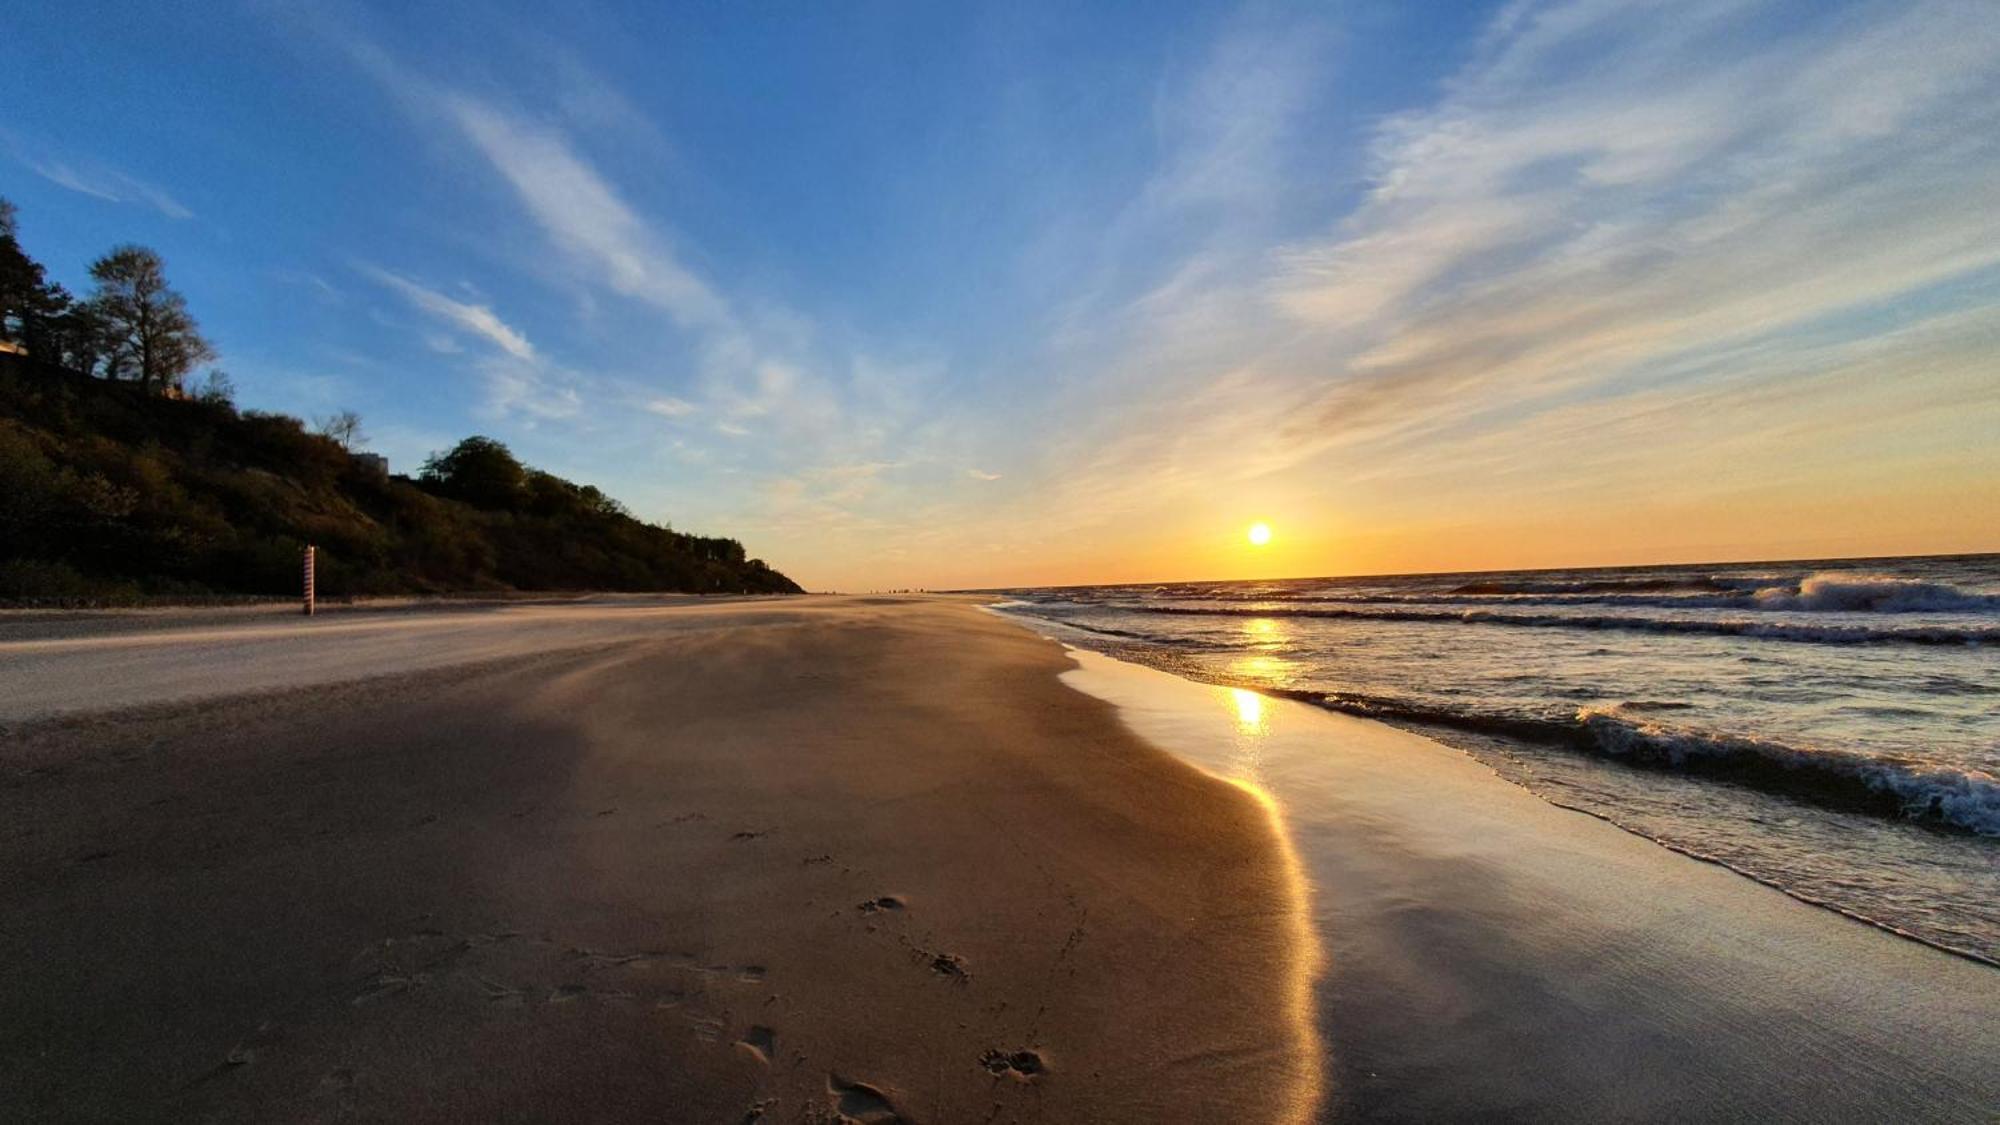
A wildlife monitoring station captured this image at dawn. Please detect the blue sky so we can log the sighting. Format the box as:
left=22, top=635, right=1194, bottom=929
left=5, top=0, right=1997, bottom=589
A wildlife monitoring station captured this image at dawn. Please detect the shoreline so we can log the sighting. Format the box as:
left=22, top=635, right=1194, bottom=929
left=987, top=606, right=2000, bottom=966
left=1041, top=637, right=2000, bottom=1120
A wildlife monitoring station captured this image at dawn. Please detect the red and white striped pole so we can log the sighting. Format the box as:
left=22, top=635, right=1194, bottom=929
left=303, top=545, right=316, bottom=617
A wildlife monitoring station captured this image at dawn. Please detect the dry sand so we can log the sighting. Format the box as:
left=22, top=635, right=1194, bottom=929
left=0, top=597, right=1318, bottom=1123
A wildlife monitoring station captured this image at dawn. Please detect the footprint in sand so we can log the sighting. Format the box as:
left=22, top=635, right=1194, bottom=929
left=981, top=1048, right=1048, bottom=1080
left=826, top=1074, right=907, bottom=1124
left=857, top=895, right=906, bottom=914
left=476, top=978, right=527, bottom=1007
left=737, top=1025, right=777, bottom=1065
left=351, top=973, right=424, bottom=1005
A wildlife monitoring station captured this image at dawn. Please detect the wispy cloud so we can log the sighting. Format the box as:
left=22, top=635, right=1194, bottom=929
left=643, top=396, right=697, bottom=418
left=13, top=146, right=192, bottom=219
left=357, top=263, right=535, bottom=359
left=477, top=354, right=585, bottom=422
left=966, top=469, right=1001, bottom=482
left=354, top=261, right=597, bottom=424
left=1015, top=0, right=2000, bottom=535
left=304, top=18, right=913, bottom=488
left=269, top=269, right=343, bottom=304
left=443, top=97, right=731, bottom=331
left=1267, top=0, right=2000, bottom=457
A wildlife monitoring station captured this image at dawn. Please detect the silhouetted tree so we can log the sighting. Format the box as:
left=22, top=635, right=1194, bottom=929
left=84, top=245, right=213, bottom=391
left=420, top=435, right=529, bottom=510
left=0, top=199, right=40, bottom=343
left=191, top=368, right=236, bottom=406
left=0, top=199, right=73, bottom=358
left=315, top=409, right=364, bottom=448
left=45, top=298, right=109, bottom=377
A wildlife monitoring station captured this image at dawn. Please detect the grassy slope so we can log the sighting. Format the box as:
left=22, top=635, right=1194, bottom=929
left=0, top=357, right=801, bottom=602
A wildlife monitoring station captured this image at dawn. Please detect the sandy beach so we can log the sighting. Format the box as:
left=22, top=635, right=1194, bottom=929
left=2, top=596, right=1996, bottom=1122
left=0, top=597, right=1315, bottom=1123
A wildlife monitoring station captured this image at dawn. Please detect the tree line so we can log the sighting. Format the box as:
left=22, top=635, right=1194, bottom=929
left=0, top=198, right=801, bottom=601
left=0, top=198, right=223, bottom=396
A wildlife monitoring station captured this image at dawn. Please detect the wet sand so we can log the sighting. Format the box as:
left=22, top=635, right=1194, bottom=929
left=1058, top=645, right=2000, bottom=1122
left=0, top=597, right=1316, bottom=1123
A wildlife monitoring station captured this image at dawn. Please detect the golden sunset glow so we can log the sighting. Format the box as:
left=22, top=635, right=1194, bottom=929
left=1247, top=522, right=1273, bottom=547
left=1231, top=688, right=1265, bottom=733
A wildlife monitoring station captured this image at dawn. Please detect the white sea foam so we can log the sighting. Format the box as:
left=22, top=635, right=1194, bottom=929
left=1575, top=709, right=2000, bottom=837
left=1134, top=602, right=1998, bottom=645
left=1750, top=573, right=2000, bottom=614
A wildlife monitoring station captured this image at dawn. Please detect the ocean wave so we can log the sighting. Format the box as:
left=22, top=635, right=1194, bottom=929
left=1034, top=617, right=1210, bottom=646
left=1446, top=574, right=1771, bottom=596
left=1131, top=603, right=1998, bottom=646
left=1748, top=573, right=2000, bottom=614
left=1267, top=689, right=2000, bottom=835
left=1572, top=709, right=2000, bottom=836
left=1051, top=571, right=2000, bottom=615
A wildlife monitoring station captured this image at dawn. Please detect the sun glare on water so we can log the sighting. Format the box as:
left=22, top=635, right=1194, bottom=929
left=1247, top=522, right=1273, bottom=546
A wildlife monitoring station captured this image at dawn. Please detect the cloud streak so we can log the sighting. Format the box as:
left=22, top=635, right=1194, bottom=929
left=13, top=147, right=193, bottom=219
left=1269, top=0, right=2000, bottom=455
left=444, top=97, right=731, bottom=330
left=358, top=264, right=536, bottom=359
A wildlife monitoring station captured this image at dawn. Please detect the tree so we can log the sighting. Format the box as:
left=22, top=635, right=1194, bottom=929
left=45, top=297, right=108, bottom=377
left=191, top=368, right=236, bottom=406
left=84, top=245, right=214, bottom=391
left=314, top=409, right=364, bottom=448
left=0, top=199, right=39, bottom=342
left=0, top=198, right=73, bottom=358
left=420, top=435, right=528, bottom=510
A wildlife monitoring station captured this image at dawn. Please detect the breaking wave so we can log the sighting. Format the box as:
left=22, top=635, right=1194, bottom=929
left=1258, top=689, right=2000, bottom=836
left=1050, top=571, right=2000, bottom=617
left=1446, top=574, right=1770, bottom=596
left=1749, top=574, right=2000, bottom=614
left=1084, top=572, right=2000, bottom=614
left=1132, top=603, right=1998, bottom=646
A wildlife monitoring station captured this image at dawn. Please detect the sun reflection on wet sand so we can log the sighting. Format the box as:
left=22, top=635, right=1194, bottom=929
left=1221, top=773, right=1324, bottom=1125
left=1232, top=687, right=1266, bottom=731
left=1055, top=647, right=1325, bottom=1124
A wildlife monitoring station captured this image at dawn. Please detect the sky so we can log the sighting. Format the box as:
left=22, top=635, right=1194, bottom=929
left=4, top=0, right=1997, bottom=591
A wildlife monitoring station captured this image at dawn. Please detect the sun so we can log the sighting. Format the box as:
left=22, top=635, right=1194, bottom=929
left=1247, top=521, right=1273, bottom=546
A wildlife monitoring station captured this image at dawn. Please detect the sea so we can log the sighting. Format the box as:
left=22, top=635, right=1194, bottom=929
left=988, top=553, right=2000, bottom=964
